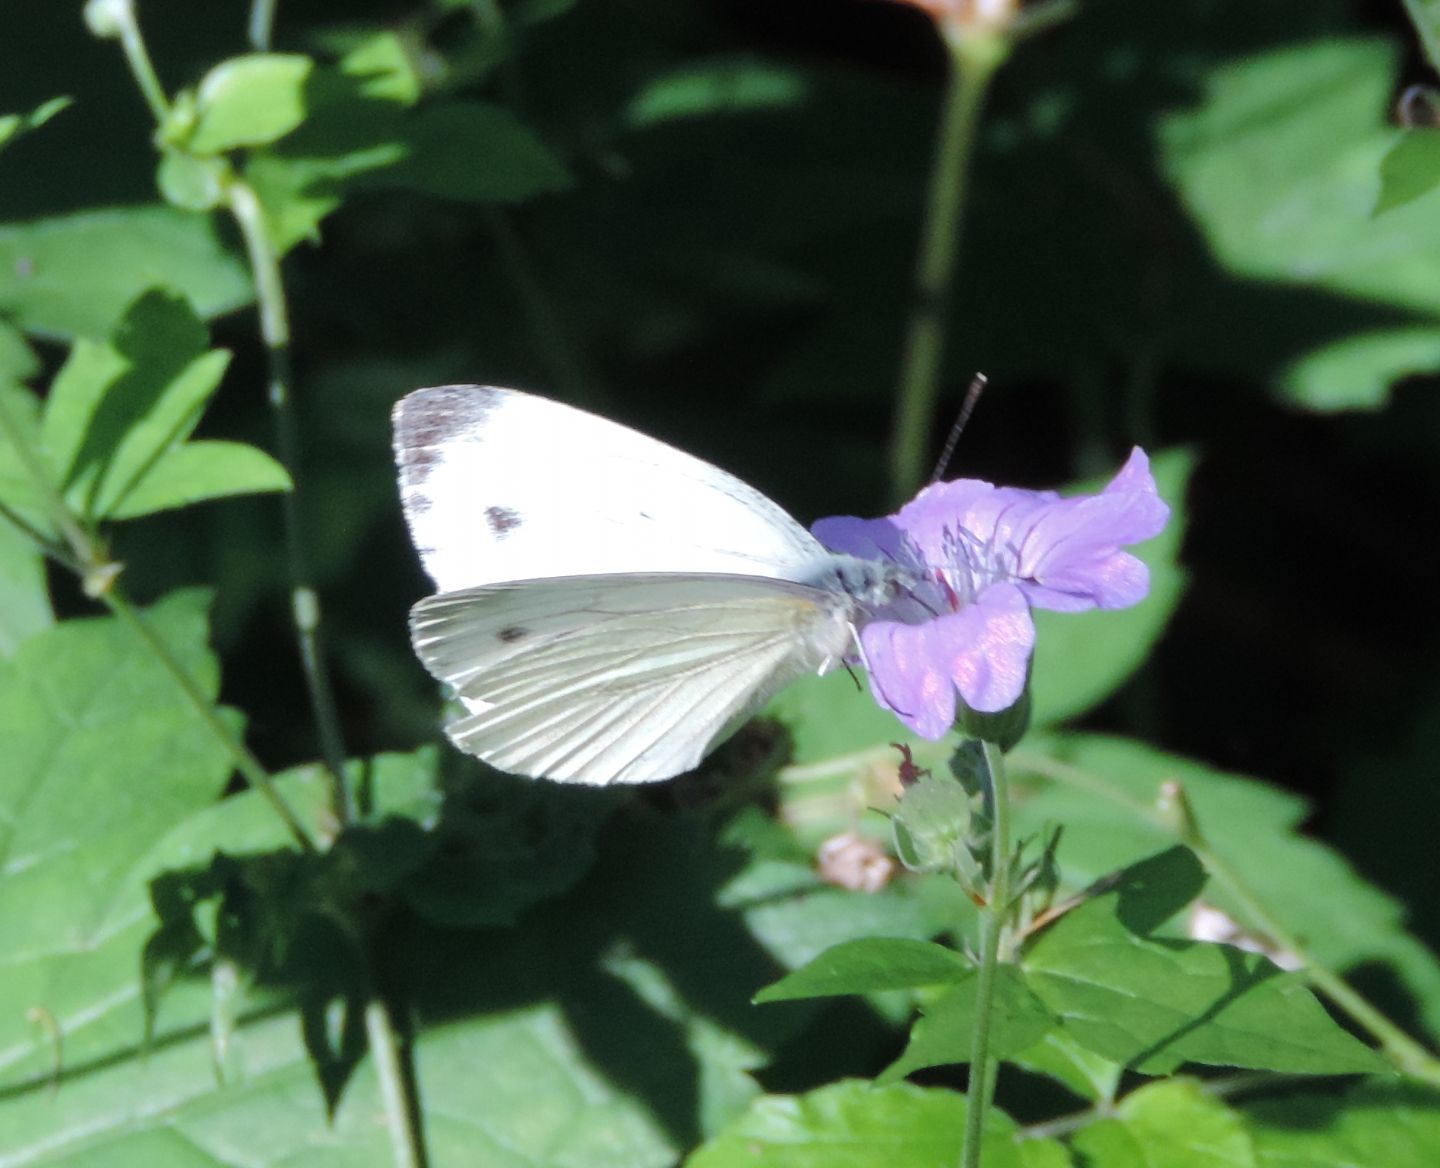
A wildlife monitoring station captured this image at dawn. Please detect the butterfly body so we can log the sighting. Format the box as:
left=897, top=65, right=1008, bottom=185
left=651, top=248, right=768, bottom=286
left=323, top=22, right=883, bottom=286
left=394, top=385, right=909, bottom=784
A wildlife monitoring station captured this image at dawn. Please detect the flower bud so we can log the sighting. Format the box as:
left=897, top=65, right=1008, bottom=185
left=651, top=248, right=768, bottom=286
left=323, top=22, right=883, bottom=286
left=891, top=771, right=972, bottom=873
left=84, top=0, right=134, bottom=40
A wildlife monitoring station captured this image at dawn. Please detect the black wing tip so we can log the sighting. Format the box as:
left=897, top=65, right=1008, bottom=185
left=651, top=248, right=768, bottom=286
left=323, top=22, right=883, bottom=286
left=392, top=384, right=509, bottom=440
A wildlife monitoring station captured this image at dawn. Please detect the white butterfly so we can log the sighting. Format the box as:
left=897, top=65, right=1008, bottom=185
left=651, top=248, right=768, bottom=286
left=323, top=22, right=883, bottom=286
left=393, top=385, right=906, bottom=785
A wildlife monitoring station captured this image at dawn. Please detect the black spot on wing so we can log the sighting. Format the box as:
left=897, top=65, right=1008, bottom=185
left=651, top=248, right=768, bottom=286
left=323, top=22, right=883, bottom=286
left=486, top=505, right=522, bottom=537
left=498, top=626, right=528, bottom=643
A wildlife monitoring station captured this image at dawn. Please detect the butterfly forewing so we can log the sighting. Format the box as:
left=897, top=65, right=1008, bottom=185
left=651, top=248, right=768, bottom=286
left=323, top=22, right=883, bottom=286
left=409, top=574, right=855, bottom=783
left=394, top=385, right=830, bottom=593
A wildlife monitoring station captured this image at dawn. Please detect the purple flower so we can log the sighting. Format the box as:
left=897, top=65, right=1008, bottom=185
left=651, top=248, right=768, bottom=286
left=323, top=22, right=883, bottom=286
left=814, top=448, right=1169, bottom=739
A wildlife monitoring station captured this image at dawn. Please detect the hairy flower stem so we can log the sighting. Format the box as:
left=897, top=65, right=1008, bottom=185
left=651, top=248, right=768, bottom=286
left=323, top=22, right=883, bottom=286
left=225, top=181, right=353, bottom=823
left=887, top=26, right=1008, bottom=504
left=365, top=998, right=429, bottom=1168
left=109, top=1, right=170, bottom=123
left=95, top=0, right=352, bottom=826
left=960, top=739, right=1014, bottom=1168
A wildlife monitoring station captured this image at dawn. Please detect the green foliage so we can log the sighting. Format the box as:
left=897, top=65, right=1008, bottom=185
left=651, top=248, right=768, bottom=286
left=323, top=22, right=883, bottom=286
left=687, top=1080, right=1071, bottom=1168
left=1160, top=36, right=1440, bottom=411
left=37, top=291, right=288, bottom=525
left=185, top=54, right=314, bottom=155
left=877, top=968, right=1057, bottom=1081
left=0, top=591, right=229, bottom=961
left=755, top=938, right=971, bottom=1002
left=1021, top=849, right=1384, bottom=1076
left=0, top=207, right=252, bottom=340
left=1378, top=130, right=1440, bottom=215
left=0, top=96, right=71, bottom=156
left=1, top=3, right=1437, bottom=1166
left=1009, top=735, right=1440, bottom=1039
left=0, top=507, right=50, bottom=653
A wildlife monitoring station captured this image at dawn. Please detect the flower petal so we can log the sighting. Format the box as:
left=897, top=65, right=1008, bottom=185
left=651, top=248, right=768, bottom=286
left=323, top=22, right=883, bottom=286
left=1008, top=448, right=1169, bottom=611
left=810, top=514, right=909, bottom=563
left=860, top=583, right=1034, bottom=736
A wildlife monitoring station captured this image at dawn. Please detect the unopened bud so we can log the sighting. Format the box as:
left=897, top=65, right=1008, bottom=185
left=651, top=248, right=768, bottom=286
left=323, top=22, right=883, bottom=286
left=891, top=771, right=972, bottom=873
left=84, top=0, right=134, bottom=40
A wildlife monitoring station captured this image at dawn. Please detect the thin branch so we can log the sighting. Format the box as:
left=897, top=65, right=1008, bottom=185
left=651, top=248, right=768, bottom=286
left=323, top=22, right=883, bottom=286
left=225, top=178, right=353, bottom=823
left=365, top=998, right=428, bottom=1168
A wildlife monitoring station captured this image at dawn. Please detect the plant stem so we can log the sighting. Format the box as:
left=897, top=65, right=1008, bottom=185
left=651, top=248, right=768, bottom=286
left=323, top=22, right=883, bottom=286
left=960, top=739, right=1014, bottom=1168
left=249, top=0, right=278, bottom=50
left=365, top=998, right=428, bottom=1168
left=109, top=0, right=171, bottom=123
left=886, top=26, right=1008, bottom=504
left=103, top=589, right=317, bottom=853
left=225, top=179, right=353, bottom=824
left=0, top=390, right=94, bottom=570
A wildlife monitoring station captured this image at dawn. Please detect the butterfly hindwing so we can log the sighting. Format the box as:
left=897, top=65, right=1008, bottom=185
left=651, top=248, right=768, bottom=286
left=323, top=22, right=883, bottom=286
left=409, top=574, right=855, bottom=783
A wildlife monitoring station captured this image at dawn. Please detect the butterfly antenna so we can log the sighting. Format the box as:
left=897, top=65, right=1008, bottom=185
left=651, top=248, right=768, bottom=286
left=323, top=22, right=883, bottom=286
left=929, top=372, right=988, bottom=483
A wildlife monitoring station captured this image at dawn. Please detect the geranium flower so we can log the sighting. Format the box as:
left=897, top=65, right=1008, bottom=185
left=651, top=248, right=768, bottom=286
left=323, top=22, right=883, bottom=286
left=814, top=448, right=1169, bottom=738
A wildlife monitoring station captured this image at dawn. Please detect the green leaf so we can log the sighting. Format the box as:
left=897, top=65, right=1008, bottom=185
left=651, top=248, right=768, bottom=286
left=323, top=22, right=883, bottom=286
left=39, top=291, right=286, bottom=522
left=1010, top=1030, right=1123, bottom=1104
left=246, top=139, right=405, bottom=252
left=1021, top=849, right=1385, bottom=1075
left=686, top=1080, right=1071, bottom=1168
left=755, top=937, right=971, bottom=1003
left=0, top=205, right=252, bottom=341
left=1245, top=1081, right=1440, bottom=1166
left=156, top=151, right=227, bottom=212
left=1377, top=128, right=1440, bottom=213
left=0, top=502, right=51, bottom=655
left=0, top=381, right=49, bottom=524
left=627, top=57, right=808, bottom=127
left=1277, top=326, right=1440, bottom=411
left=877, top=968, right=1059, bottom=1082
left=339, top=30, right=424, bottom=105
left=1009, top=733, right=1440, bottom=1037
left=0, top=317, right=38, bottom=380
left=1401, top=0, right=1440, bottom=75
left=1, top=994, right=680, bottom=1168
left=108, top=440, right=289, bottom=519
left=1073, top=1079, right=1256, bottom=1168
left=246, top=93, right=566, bottom=252
left=0, top=590, right=232, bottom=962
left=1160, top=38, right=1440, bottom=410
left=398, top=766, right=615, bottom=928
left=352, top=101, right=571, bottom=203
left=0, top=96, right=71, bottom=156
left=1031, top=447, right=1193, bottom=727
left=739, top=876, right=949, bottom=973
left=188, top=54, right=314, bottom=155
